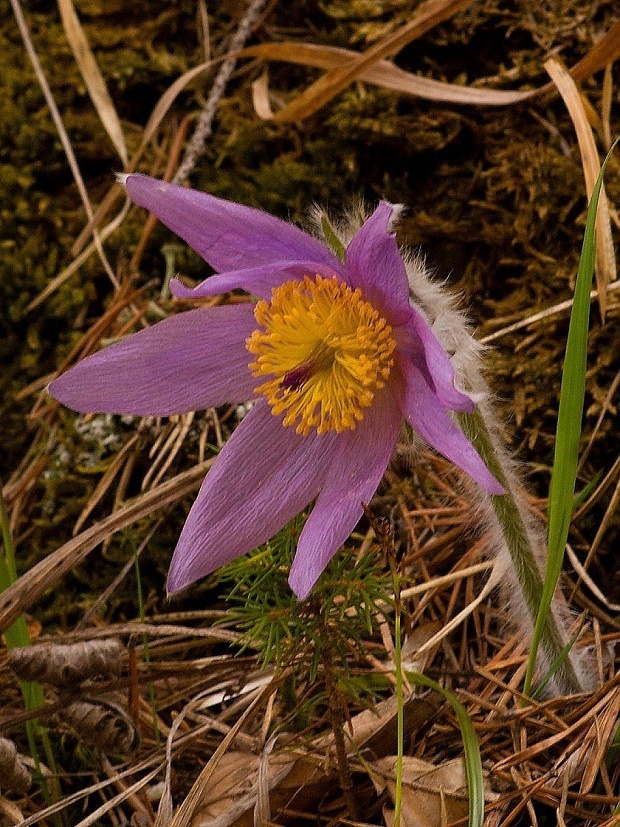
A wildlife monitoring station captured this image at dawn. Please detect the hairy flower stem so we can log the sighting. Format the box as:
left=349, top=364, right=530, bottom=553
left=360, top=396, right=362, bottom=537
left=455, top=410, right=584, bottom=695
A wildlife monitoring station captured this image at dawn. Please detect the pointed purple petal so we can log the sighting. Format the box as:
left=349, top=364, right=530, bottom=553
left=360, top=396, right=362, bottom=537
left=170, top=260, right=346, bottom=302
left=397, top=305, right=475, bottom=412
left=125, top=174, right=342, bottom=274
left=288, top=386, right=401, bottom=599
left=167, top=401, right=339, bottom=592
left=399, top=358, right=504, bottom=495
left=49, top=305, right=258, bottom=416
left=345, top=202, right=411, bottom=324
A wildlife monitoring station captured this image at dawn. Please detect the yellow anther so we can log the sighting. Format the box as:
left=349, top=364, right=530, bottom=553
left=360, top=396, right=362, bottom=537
left=246, top=275, right=395, bottom=436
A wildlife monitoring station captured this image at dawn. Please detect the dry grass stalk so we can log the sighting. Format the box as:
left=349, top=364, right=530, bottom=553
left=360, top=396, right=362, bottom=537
left=165, top=679, right=279, bottom=827
left=173, top=0, right=271, bottom=184
left=250, top=9, right=620, bottom=123
left=578, top=472, right=620, bottom=576
left=0, top=460, right=213, bottom=633
left=27, top=2, right=617, bottom=313
left=9, top=0, right=119, bottom=289
left=72, top=433, right=140, bottom=534
left=480, top=279, right=620, bottom=344
left=247, top=41, right=540, bottom=108
left=56, top=0, right=128, bottom=166
left=25, top=193, right=131, bottom=313
left=142, top=413, right=195, bottom=491
left=1, top=519, right=617, bottom=823
left=270, top=0, right=476, bottom=122
left=566, top=542, right=620, bottom=613
left=569, top=19, right=620, bottom=84
left=545, top=57, right=617, bottom=320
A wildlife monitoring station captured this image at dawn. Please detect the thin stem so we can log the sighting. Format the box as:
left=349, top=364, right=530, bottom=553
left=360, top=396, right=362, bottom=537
left=390, top=558, right=404, bottom=827
left=322, top=637, right=360, bottom=821
left=9, top=0, right=119, bottom=289
left=173, top=0, right=270, bottom=184
left=455, top=410, right=584, bottom=694
left=133, top=545, right=161, bottom=747
left=365, top=506, right=405, bottom=818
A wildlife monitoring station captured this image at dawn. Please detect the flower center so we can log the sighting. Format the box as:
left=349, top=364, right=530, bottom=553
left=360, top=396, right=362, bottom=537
left=246, top=275, right=395, bottom=436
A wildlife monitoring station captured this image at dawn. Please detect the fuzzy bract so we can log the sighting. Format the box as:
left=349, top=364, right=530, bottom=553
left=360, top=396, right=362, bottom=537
left=49, top=175, right=503, bottom=599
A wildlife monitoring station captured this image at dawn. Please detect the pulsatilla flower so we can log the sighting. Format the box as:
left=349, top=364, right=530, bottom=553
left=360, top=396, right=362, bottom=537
left=50, top=175, right=503, bottom=599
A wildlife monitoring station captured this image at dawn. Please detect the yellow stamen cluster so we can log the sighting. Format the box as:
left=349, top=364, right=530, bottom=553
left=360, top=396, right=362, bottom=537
left=246, top=275, right=395, bottom=436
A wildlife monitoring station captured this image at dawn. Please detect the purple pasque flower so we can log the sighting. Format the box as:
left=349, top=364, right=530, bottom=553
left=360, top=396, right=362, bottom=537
left=49, top=175, right=503, bottom=599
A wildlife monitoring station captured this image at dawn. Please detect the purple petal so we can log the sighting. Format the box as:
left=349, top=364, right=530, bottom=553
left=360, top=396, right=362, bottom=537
left=48, top=304, right=258, bottom=415
left=399, top=358, right=504, bottom=495
left=125, top=174, right=342, bottom=274
left=170, top=260, right=346, bottom=302
left=288, top=385, right=401, bottom=599
left=345, top=202, right=411, bottom=324
left=397, top=305, right=475, bottom=413
left=167, top=401, right=339, bottom=593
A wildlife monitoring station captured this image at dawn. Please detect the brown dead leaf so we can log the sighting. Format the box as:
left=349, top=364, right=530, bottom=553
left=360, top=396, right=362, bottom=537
left=402, top=621, right=443, bottom=674
left=188, top=690, right=435, bottom=825
left=269, top=0, right=476, bottom=122
left=190, top=748, right=338, bottom=826
left=251, top=69, right=275, bottom=119
left=57, top=0, right=128, bottom=166
left=315, top=690, right=436, bottom=759
left=570, top=19, right=620, bottom=84
left=246, top=42, right=540, bottom=109
left=373, top=755, right=470, bottom=827
left=190, top=751, right=298, bottom=827
left=545, top=57, right=617, bottom=320
left=245, top=15, right=620, bottom=122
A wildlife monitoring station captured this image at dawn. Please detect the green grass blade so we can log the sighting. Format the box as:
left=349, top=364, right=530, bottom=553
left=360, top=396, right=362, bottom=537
left=0, top=489, right=42, bottom=661
left=1, top=487, right=63, bottom=818
left=523, top=138, right=618, bottom=696
left=133, top=539, right=161, bottom=747
left=530, top=616, right=586, bottom=700
left=408, top=673, right=484, bottom=827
